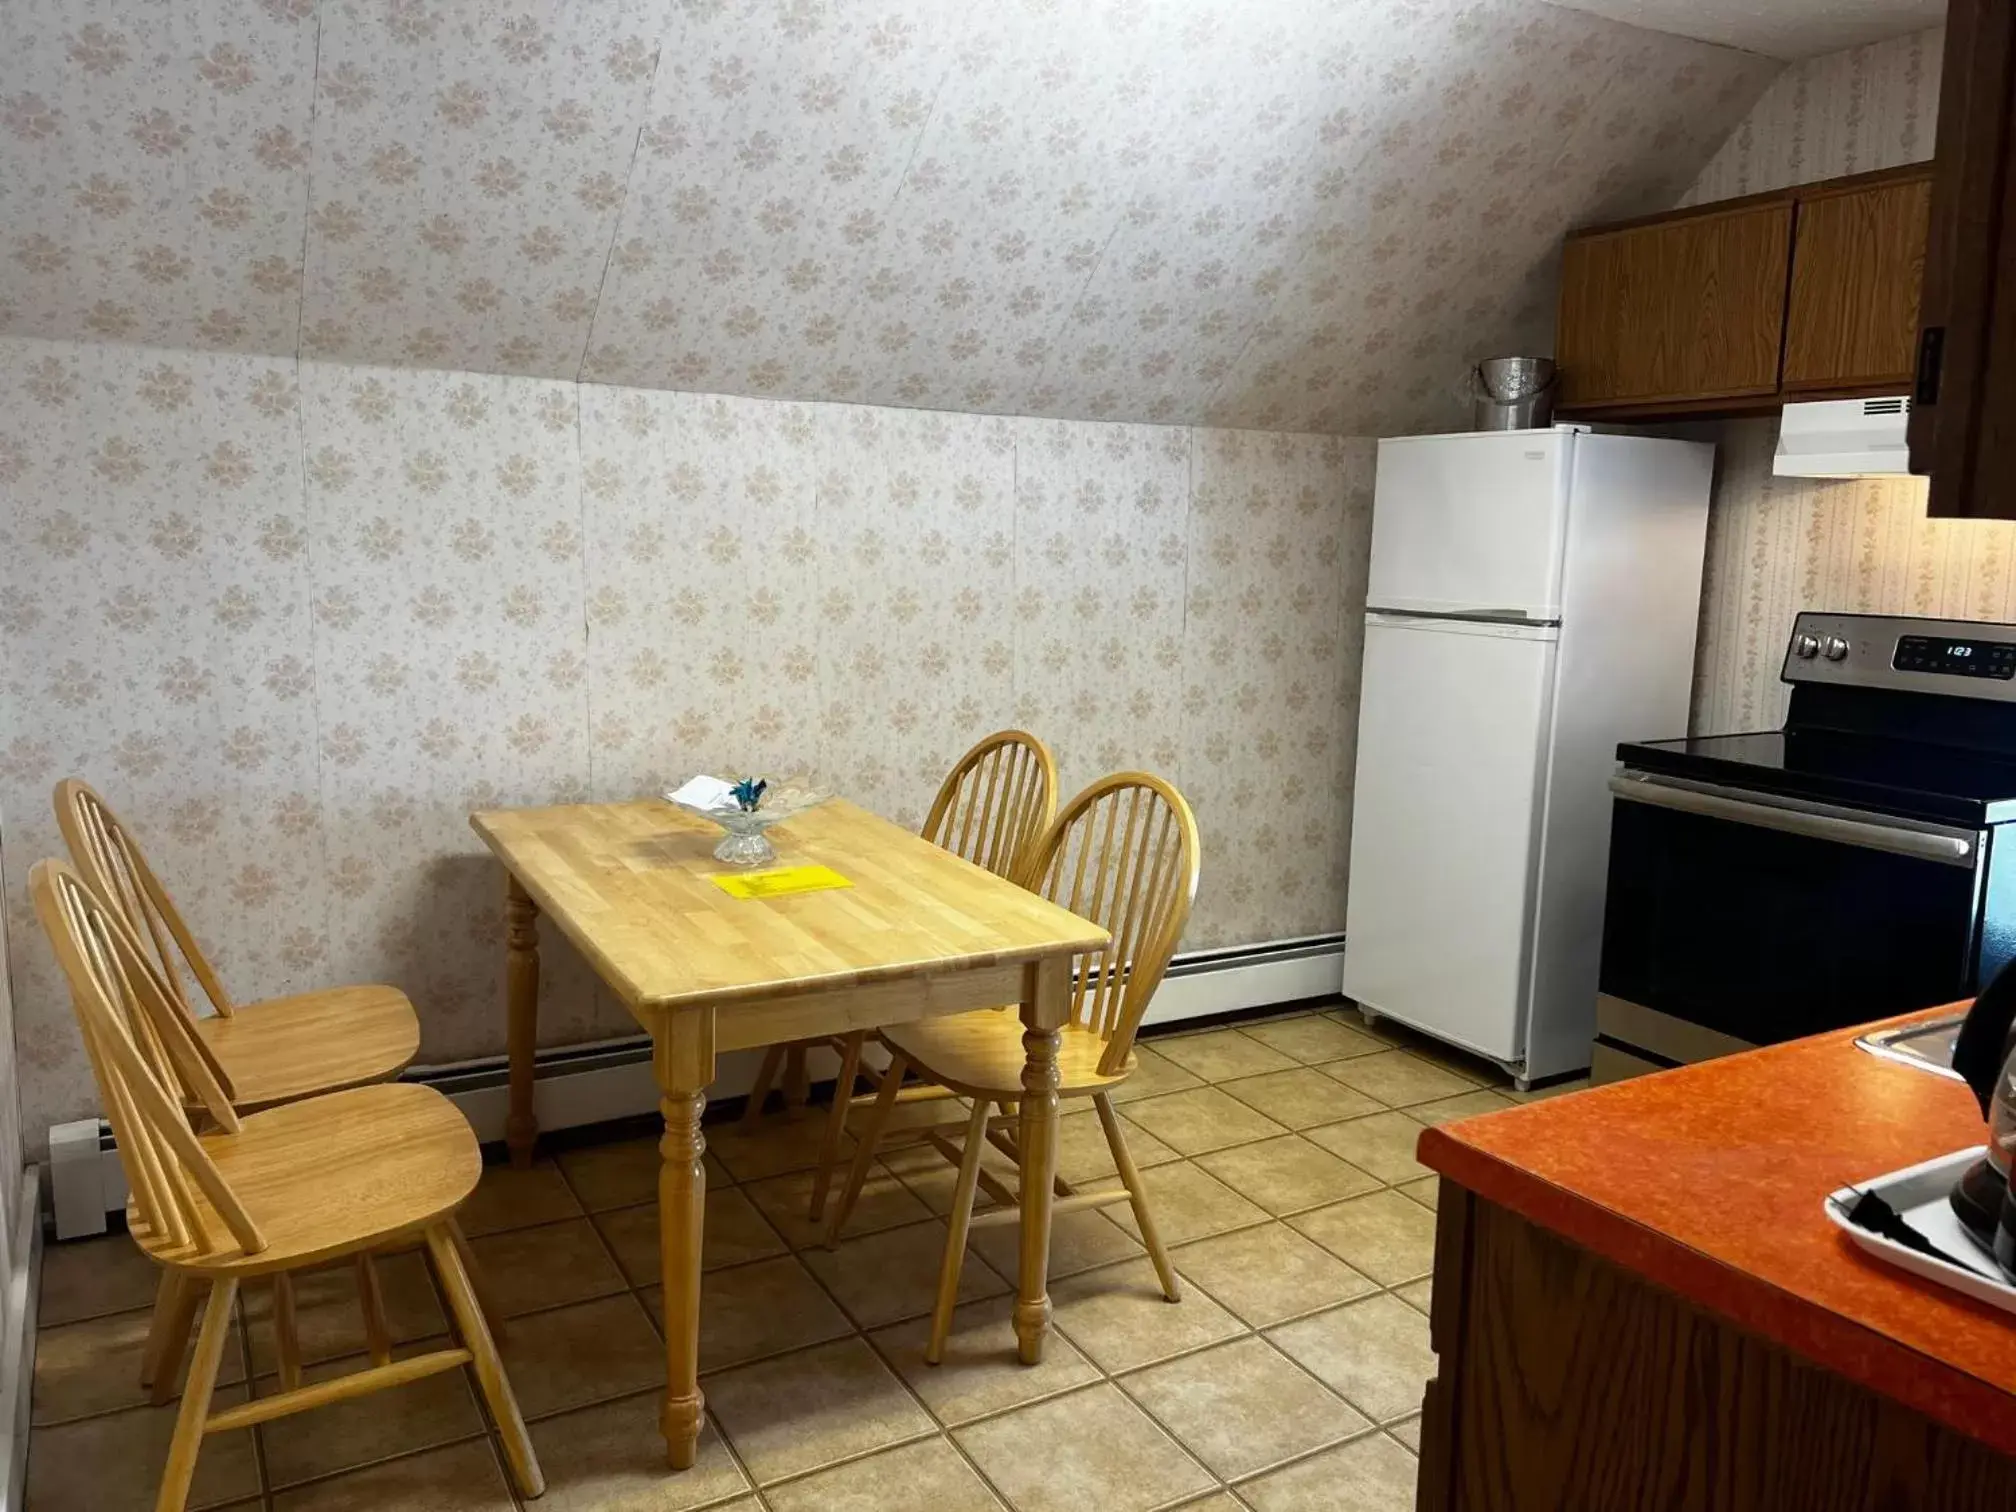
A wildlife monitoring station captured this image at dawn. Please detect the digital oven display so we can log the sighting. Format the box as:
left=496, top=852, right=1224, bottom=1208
left=1892, top=634, right=2016, bottom=679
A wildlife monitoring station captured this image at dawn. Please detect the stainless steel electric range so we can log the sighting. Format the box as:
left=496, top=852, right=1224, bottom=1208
left=1593, top=611, right=2016, bottom=1083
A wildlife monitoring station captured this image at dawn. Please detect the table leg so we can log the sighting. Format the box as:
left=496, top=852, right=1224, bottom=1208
left=504, top=876, right=541, bottom=1170
left=655, top=1018, right=715, bottom=1470
left=1014, top=955, right=1071, bottom=1366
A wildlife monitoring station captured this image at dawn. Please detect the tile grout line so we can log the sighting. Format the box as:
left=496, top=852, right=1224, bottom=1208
left=1104, top=1307, right=1383, bottom=1487
left=26, top=1158, right=1409, bottom=1434
left=550, top=1132, right=778, bottom=1502
left=29, top=1006, right=1450, bottom=1506
left=613, top=1104, right=1243, bottom=1503
left=27, top=1141, right=1411, bottom=1430
left=1220, top=1420, right=1398, bottom=1496
left=260, top=1424, right=494, bottom=1504
left=234, top=1285, right=274, bottom=1512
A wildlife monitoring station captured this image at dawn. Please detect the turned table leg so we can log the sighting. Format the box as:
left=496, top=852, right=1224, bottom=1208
left=1014, top=955, right=1070, bottom=1366
left=505, top=876, right=542, bottom=1170
left=655, top=1019, right=714, bottom=1470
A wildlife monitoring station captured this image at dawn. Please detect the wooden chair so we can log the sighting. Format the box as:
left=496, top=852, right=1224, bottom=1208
left=53, top=779, right=421, bottom=1111
left=743, top=731, right=1058, bottom=1224
left=30, top=859, right=543, bottom=1512
left=827, top=772, right=1200, bottom=1362
left=52, top=780, right=502, bottom=1391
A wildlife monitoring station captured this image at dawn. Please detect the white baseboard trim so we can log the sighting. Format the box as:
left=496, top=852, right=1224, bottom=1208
left=0, top=1168, right=43, bottom=1512
left=440, top=934, right=1344, bottom=1144
left=45, top=935, right=1345, bottom=1215
left=442, top=1044, right=786, bottom=1148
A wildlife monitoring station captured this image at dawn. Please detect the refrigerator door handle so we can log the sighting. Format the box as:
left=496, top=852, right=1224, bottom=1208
left=1366, top=607, right=1562, bottom=628
left=1608, top=771, right=1978, bottom=866
left=1366, top=611, right=1562, bottom=642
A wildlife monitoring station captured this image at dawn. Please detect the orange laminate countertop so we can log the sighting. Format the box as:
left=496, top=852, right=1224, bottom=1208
left=1416, top=1012, right=2016, bottom=1457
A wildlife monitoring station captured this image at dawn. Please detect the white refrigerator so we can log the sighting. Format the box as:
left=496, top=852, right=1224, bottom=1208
left=1341, top=427, right=1713, bottom=1084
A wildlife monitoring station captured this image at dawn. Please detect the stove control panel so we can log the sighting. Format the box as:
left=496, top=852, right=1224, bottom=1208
left=1782, top=612, right=2016, bottom=700
left=1893, top=633, right=2016, bottom=679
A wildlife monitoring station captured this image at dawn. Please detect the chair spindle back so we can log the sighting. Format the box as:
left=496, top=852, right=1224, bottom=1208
left=920, top=731, right=1058, bottom=884
left=30, top=859, right=263, bottom=1259
left=53, top=779, right=235, bottom=1021
left=1023, top=773, right=1200, bottom=1076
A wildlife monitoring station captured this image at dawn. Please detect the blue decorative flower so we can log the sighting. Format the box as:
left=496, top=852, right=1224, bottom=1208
left=730, top=777, right=768, bottom=812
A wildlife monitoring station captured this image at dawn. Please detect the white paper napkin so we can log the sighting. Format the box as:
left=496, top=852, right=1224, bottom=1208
left=667, top=774, right=736, bottom=812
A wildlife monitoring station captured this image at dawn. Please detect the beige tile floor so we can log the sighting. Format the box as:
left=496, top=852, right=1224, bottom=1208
left=26, top=1001, right=1582, bottom=1512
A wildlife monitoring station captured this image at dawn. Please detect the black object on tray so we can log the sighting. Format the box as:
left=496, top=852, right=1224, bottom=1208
left=1947, top=954, right=2016, bottom=1273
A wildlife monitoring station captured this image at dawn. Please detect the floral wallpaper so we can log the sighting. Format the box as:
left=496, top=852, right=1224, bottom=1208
left=0, top=0, right=319, bottom=356
left=1678, top=27, right=2014, bottom=736
left=0, top=0, right=1779, bottom=435
left=0, top=333, right=1370, bottom=1146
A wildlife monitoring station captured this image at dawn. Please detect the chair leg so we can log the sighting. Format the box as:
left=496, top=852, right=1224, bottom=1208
left=783, top=1044, right=811, bottom=1115
left=271, top=1274, right=302, bottom=1392
left=154, top=1277, right=235, bottom=1512
left=1095, top=1092, right=1179, bottom=1302
left=807, top=1030, right=865, bottom=1223
left=140, top=1271, right=198, bottom=1395
left=446, top=1217, right=508, bottom=1346
left=741, top=1045, right=785, bottom=1129
left=426, top=1224, right=544, bottom=1499
left=926, top=1099, right=991, bottom=1366
left=986, top=1124, right=1073, bottom=1198
left=355, top=1254, right=393, bottom=1367
left=825, top=1051, right=908, bottom=1247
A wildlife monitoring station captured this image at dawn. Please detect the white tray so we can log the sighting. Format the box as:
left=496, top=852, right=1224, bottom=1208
left=1824, top=1148, right=2016, bottom=1319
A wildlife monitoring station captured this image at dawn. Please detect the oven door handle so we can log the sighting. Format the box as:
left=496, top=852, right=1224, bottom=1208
left=1607, top=773, right=1978, bottom=867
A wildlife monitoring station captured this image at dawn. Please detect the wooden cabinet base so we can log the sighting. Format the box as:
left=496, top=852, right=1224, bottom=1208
left=1418, top=1185, right=2016, bottom=1511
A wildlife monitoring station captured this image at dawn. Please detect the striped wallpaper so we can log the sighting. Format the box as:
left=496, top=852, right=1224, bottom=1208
left=1680, top=26, right=1944, bottom=207
left=1678, top=26, right=2016, bottom=736
left=1687, top=423, right=2016, bottom=734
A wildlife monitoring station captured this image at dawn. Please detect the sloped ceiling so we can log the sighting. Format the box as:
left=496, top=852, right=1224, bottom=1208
left=0, top=0, right=1779, bottom=434
left=1545, top=1, right=1945, bottom=62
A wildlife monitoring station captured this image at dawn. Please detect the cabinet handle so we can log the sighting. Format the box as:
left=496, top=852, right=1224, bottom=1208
left=1915, top=325, right=1945, bottom=406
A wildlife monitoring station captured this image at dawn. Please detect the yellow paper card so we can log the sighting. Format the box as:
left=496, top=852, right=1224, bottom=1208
left=710, top=864, right=854, bottom=900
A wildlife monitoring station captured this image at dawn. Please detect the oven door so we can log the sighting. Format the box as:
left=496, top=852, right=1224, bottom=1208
left=1599, top=770, right=1985, bottom=1055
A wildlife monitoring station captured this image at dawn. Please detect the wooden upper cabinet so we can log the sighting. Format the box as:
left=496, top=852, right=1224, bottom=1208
left=1783, top=175, right=1932, bottom=391
left=1557, top=202, right=1793, bottom=410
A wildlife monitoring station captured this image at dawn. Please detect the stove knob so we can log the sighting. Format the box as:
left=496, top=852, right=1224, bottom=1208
left=1823, top=635, right=1850, bottom=661
left=1793, top=633, right=1821, bottom=659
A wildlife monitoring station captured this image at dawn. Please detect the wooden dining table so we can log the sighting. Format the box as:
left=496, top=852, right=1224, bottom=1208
left=468, top=797, right=1109, bottom=1469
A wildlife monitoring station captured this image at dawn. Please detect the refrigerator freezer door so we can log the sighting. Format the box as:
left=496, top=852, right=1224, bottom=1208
left=1367, top=430, right=1574, bottom=620
left=1342, top=614, right=1557, bottom=1062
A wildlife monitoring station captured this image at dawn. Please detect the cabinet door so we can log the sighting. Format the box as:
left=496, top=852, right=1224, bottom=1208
left=1913, top=0, right=2016, bottom=519
left=1782, top=176, right=1931, bottom=391
left=1557, top=203, right=1793, bottom=409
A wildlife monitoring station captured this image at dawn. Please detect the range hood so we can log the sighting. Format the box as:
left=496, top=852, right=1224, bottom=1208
left=1773, top=396, right=1913, bottom=479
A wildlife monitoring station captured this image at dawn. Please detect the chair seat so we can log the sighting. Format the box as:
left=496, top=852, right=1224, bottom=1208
left=881, top=1008, right=1134, bottom=1100
left=197, top=985, right=420, bottom=1110
left=134, top=1082, right=480, bottom=1277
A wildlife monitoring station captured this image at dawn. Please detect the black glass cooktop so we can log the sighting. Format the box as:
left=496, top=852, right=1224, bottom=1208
left=1617, top=729, right=2016, bottom=827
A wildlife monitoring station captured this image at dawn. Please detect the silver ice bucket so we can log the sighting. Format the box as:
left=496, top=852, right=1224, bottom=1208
left=1472, top=357, right=1557, bottom=431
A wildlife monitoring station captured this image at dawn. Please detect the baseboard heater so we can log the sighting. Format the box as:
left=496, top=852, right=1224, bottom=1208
left=45, top=932, right=1343, bottom=1238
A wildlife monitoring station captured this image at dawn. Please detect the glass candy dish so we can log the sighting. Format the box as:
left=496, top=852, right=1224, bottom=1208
left=664, top=778, right=830, bottom=867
